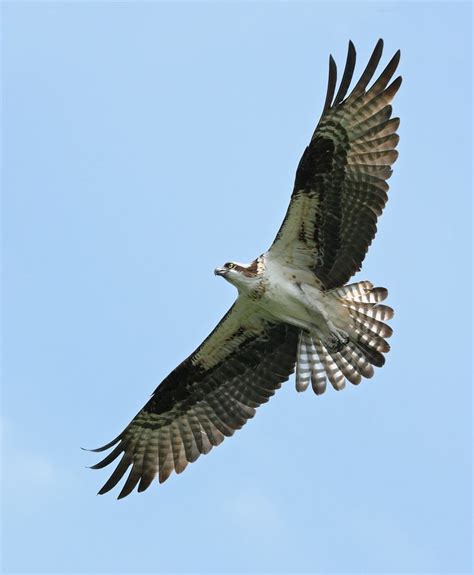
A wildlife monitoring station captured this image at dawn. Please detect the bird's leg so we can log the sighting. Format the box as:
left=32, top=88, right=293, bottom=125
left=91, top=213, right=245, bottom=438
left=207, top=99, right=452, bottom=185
left=323, top=321, right=350, bottom=352
left=297, top=285, right=350, bottom=351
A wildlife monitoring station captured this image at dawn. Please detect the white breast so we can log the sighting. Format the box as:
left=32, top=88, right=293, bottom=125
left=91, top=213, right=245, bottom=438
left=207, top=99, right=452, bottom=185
left=257, top=254, right=327, bottom=331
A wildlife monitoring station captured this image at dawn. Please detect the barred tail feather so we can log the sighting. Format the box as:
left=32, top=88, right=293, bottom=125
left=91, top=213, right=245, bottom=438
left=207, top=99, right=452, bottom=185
left=316, top=340, right=346, bottom=391
left=295, top=332, right=327, bottom=394
left=295, top=332, right=312, bottom=392
left=294, top=281, right=393, bottom=394
left=309, top=339, right=327, bottom=395
left=330, top=345, right=362, bottom=385
left=340, top=342, right=374, bottom=379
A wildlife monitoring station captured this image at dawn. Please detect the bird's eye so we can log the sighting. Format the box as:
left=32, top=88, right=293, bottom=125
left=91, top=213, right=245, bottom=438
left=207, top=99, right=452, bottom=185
left=224, top=262, right=235, bottom=270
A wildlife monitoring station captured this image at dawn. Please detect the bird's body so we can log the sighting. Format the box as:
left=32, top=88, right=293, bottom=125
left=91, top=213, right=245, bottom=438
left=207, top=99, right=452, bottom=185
left=89, top=39, right=402, bottom=498
left=222, top=255, right=346, bottom=342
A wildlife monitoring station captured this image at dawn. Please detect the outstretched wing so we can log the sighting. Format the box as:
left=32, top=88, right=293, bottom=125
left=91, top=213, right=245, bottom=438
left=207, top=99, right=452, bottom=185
left=90, top=300, right=298, bottom=498
left=269, top=39, right=401, bottom=289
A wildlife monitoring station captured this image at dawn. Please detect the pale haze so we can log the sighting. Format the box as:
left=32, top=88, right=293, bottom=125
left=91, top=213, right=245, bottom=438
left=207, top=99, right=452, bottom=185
left=2, top=2, right=472, bottom=573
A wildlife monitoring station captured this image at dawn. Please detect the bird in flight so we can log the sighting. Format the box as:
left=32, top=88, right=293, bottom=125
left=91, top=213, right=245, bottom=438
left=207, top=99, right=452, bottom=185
left=89, top=39, right=401, bottom=498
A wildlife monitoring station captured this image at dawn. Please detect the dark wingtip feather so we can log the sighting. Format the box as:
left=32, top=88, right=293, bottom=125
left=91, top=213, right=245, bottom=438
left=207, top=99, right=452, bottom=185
left=384, top=76, right=403, bottom=100
left=117, top=468, right=142, bottom=499
left=322, top=55, right=337, bottom=115
left=333, top=40, right=357, bottom=105
left=137, top=472, right=156, bottom=493
left=391, top=50, right=401, bottom=72
left=89, top=444, right=124, bottom=470
left=84, top=433, right=123, bottom=453
left=368, top=49, right=401, bottom=96
left=350, top=39, right=384, bottom=98
left=158, top=465, right=174, bottom=484
left=97, top=453, right=133, bottom=495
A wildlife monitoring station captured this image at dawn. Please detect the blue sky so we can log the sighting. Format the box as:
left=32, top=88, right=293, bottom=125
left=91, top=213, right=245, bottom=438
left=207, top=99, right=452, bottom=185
left=2, top=1, right=472, bottom=573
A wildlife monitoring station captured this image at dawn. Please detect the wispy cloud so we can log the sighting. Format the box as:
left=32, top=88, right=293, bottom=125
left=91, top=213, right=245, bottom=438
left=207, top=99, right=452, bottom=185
left=223, top=487, right=284, bottom=536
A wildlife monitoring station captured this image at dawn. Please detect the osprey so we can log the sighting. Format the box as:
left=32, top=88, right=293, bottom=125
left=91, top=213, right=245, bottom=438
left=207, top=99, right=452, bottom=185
left=89, top=39, right=401, bottom=498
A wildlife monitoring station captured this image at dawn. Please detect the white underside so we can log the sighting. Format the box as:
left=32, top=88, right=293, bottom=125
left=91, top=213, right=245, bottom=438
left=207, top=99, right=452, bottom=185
left=254, top=254, right=349, bottom=342
left=245, top=254, right=393, bottom=395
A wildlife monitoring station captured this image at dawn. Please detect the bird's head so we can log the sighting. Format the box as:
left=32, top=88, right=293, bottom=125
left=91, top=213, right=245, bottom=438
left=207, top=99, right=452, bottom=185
left=214, top=258, right=263, bottom=292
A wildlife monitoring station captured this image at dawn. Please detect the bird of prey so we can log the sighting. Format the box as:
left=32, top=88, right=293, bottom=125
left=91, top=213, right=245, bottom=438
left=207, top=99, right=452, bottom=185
left=89, top=39, right=401, bottom=498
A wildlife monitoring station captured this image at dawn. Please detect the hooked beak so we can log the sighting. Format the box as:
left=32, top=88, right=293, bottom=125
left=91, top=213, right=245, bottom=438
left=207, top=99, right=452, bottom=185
left=214, top=267, right=227, bottom=277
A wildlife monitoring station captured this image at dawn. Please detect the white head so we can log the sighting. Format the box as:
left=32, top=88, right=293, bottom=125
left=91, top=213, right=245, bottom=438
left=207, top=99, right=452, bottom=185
left=214, top=258, right=263, bottom=293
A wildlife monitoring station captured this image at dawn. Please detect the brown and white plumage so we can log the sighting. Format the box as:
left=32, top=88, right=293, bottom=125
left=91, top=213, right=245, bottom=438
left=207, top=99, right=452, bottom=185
left=89, top=40, right=401, bottom=498
left=270, top=39, right=401, bottom=288
left=91, top=302, right=298, bottom=499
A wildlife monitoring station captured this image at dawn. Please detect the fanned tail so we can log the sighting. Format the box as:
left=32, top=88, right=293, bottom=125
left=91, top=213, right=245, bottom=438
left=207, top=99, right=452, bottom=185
left=295, top=281, right=393, bottom=394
